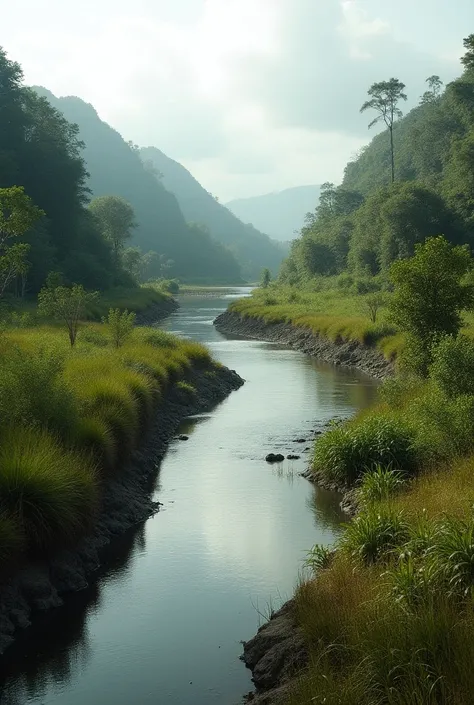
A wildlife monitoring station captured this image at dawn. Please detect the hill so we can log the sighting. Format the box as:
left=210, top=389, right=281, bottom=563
left=140, top=147, right=285, bottom=280
left=280, top=59, right=474, bottom=283
left=226, top=185, right=322, bottom=242
left=32, top=88, right=242, bottom=284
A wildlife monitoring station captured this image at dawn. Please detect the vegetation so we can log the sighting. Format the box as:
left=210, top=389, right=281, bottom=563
left=38, top=277, right=99, bottom=346
left=0, top=316, right=214, bottom=567
left=229, top=35, right=474, bottom=705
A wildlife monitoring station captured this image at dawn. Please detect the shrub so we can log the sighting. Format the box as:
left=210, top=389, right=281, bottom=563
left=340, top=507, right=409, bottom=565
left=74, top=415, right=116, bottom=470
left=103, top=308, right=136, bottom=348
left=430, top=334, right=474, bottom=397
left=357, top=464, right=406, bottom=505
left=0, top=347, right=78, bottom=439
left=138, top=328, right=178, bottom=349
left=313, top=416, right=417, bottom=485
left=304, top=544, right=334, bottom=573
left=0, top=426, right=98, bottom=550
left=429, top=516, right=474, bottom=598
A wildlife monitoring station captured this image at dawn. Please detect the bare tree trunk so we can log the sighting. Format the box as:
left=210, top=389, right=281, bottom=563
left=390, top=126, right=395, bottom=183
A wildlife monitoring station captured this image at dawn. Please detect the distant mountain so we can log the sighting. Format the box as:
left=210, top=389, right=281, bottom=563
left=140, top=147, right=285, bottom=280
left=226, top=186, right=322, bottom=242
left=33, top=88, right=242, bottom=284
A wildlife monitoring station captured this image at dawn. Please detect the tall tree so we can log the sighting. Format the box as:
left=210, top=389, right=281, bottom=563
left=89, top=195, right=136, bottom=261
left=360, top=78, right=407, bottom=183
left=421, top=75, right=444, bottom=104
left=461, top=34, right=474, bottom=71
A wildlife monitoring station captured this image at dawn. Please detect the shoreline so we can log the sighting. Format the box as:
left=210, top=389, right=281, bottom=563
left=214, top=310, right=393, bottom=381
left=0, top=345, right=244, bottom=655
left=214, top=310, right=387, bottom=705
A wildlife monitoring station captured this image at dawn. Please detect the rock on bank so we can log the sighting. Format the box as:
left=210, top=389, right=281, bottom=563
left=0, top=363, right=243, bottom=654
left=215, top=310, right=393, bottom=380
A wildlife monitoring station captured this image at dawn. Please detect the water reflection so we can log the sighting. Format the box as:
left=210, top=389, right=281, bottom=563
left=1, top=288, right=377, bottom=705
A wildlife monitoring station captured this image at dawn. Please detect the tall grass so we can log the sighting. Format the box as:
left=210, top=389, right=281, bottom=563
left=0, top=320, right=216, bottom=567
left=0, top=426, right=98, bottom=551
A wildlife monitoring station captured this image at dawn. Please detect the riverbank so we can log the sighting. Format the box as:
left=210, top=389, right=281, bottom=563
left=214, top=310, right=393, bottom=380
left=0, top=361, right=243, bottom=654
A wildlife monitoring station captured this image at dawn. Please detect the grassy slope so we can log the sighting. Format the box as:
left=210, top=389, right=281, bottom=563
left=0, top=319, right=214, bottom=572
left=228, top=286, right=474, bottom=704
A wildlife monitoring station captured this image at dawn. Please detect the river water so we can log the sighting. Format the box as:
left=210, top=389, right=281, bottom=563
left=0, top=288, right=377, bottom=705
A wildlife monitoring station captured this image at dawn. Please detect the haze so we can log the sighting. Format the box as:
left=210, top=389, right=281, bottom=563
left=3, top=0, right=471, bottom=200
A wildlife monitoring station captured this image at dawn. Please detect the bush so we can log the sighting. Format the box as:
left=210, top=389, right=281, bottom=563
left=103, top=308, right=136, bottom=348
left=304, top=544, right=334, bottom=573
left=430, top=516, right=474, bottom=598
left=430, top=334, right=474, bottom=397
left=340, top=507, right=409, bottom=565
left=74, top=414, right=116, bottom=470
left=313, top=416, right=417, bottom=485
left=0, top=426, right=98, bottom=550
left=357, top=465, right=406, bottom=505
left=0, top=347, right=78, bottom=439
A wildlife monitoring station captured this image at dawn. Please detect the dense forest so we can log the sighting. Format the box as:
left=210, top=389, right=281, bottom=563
left=281, top=40, right=474, bottom=285
left=32, top=88, right=242, bottom=285
left=140, top=147, right=284, bottom=280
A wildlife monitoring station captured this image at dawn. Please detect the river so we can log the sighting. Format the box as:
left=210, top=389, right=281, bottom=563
left=0, top=288, right=378, bottom=705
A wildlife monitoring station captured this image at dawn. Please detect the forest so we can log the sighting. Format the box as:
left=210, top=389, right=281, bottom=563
left=280, top=39, right=474, bottom=286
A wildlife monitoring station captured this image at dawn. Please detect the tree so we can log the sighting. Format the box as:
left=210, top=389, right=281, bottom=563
left=261, top=268, right=271, bottom=288
left=0, top=186, right=44, bottom=296
left=89, top=195, right=137, bottom=261
left=389, top=236, right=474, bottom=375
left=461, top=34, right=474, bottom=71
left=103, top=308, right=136, bottom=348
left=421, top=75, right=444, bottom=104
left=360, top=79, right=407, bottom=183
left=38, top=279, right=99, bottom=346
left=364, top=294, right=385, bottom=324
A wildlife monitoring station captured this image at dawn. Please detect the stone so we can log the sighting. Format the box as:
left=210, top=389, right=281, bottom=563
left=178, top=435, right=189, bottom=441
left=287, top=455, right=300, bottom=460
left=265, top=453, right=285, bottom=463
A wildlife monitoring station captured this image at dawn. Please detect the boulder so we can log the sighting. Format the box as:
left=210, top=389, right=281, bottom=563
left=265, top=453, right=285, bottom=463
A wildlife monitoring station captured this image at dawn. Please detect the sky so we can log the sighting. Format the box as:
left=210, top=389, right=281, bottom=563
left=2, top=0, right=473, bottom=200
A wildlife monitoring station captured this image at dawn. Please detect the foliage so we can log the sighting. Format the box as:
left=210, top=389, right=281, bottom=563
left=89, top=195, right=136, bottom=260
left=313, top=416, right=417, bottom=486
left=360, top=78, right=408, bottom=183
left=38, top=279, right=99, bottom=346
left=304, top=544, right=334, bottom=573
left=103, top=308, right=136, bottom=348
left=0, top=426, right=98, bottom=550
left=357, top=465, right=406, bottom=505
left=340, top=506, right=409, bottom=564
left=0, top=186, right=44, bottom=296
left=430, top=334, right=474, bottom=397
left=389, top=237, right=473, bottom=375
left=260, top=268, right=271, bottom=288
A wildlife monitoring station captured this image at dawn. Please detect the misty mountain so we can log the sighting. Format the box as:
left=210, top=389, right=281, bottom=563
left=226, top=186, right=322, bottom=242
left=140, top=147, right=285, bottom=280
left=32, top=88, right=242, bottom=284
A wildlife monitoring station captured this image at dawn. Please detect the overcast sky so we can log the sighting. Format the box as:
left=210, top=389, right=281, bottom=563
left=2, top=1, right=472, bottom=200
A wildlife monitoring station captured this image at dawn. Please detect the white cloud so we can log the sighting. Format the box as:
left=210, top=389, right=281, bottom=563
left=1, top=0, right=467, bottom=200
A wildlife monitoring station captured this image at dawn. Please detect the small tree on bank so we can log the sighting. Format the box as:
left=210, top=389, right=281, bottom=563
left=89, top=195, right=136, bottom=262
left=103, top=308, right=136, bottom=348
left=261, top=268, right=271, bottom=288
left=389, top=236, right=474, bottom=375
left=38, top=278, right=99, bottom=346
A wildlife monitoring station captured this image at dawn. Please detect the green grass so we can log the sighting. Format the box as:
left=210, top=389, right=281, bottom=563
left=0, top=317, right=218, bottom=568
left=85, top=285, right=173, bottom=320
left=0, top=426, right=98, bottom=551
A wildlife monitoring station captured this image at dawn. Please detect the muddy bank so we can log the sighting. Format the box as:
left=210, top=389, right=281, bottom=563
left=214, top=311, right=393, bottom=380
left=0, top=364, right=243, bottom=655
left=135, top=296, right=179, bottom=325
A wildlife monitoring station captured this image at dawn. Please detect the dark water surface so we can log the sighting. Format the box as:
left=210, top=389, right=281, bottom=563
left=0, top=288, right=378, bottom=705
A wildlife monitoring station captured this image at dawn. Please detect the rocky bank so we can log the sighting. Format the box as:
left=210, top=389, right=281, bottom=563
left=214, top=310, right=393, bottom=380
left=0, top=363, right=244, bottom=654
left=214, top=310, right=390, bottom=704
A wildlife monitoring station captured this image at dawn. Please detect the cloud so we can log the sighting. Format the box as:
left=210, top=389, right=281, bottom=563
left=1, top=0, right=468, bottom=199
